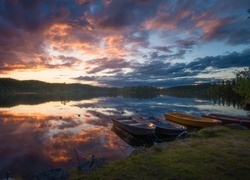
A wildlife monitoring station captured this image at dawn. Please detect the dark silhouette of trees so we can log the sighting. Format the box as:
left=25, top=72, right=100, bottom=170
left=120, top=86, right=159, bottom=99
left=161, top=82, right=243, bottom=109
left=161, top=83, right=211, bottom=99
left=233, top=67, right=250, bottom=103
left=0, top=78, right=111, bottom=94
left=209, top=80, right=242, bottom=108
left=0, top=76, right=248, bottom=109
left=0, top=78, right=160, bottom=107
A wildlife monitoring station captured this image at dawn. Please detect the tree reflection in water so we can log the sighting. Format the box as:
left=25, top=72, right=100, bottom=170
left=0, top=94, right=248, bottom=178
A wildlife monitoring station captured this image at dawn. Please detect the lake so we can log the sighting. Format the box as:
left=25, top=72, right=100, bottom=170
left=0, top=94, right=248, bottom=178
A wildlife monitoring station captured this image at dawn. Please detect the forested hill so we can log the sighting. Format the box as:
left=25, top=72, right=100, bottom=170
left=0, top=78, right=241, bottom=101
left=161, top=83, right=212, bottom=98
left=0, top=78, right=245, bottom=108
left=0, top=78, right=159, bottom=97
left=0, top=78, right=114, bottom=94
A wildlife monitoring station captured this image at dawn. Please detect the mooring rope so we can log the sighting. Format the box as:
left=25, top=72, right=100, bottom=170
left=116, top=143, right=129, bottom=158
left=152, top=132, right=165, bottom=143
left=152, top=131, right=189, bottom=143
left=74, top=147, right=94, bottom=163
left=177, top=131, right=189, bottom=139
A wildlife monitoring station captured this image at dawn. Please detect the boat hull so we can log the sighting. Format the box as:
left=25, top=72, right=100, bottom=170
left=164, top=112, right=221, bottom=128
left=132, top=116, right=187, bottom=136
left=111, top=118, right=155, bottom=136
left=202, top=114, right=250, bottom=128
left=154, top=124, right=186, bottom=136
left=111, top=125, right=154, bottom=147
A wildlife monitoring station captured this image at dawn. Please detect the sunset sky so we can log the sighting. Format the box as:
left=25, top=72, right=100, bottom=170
left=0, top=0, right=250, bottom=87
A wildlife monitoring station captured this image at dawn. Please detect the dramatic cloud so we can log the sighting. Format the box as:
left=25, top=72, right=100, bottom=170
left=74, top=48, right=250, bottom=87
left=84, top=57, right=131, bottom=74
left=188, top=48, right=250, bottom=70
left=0, top=0, right=249, bottom=86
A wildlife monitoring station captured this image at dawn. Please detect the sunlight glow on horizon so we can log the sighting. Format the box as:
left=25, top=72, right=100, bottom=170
left=0, top=0, right=249, bottom=87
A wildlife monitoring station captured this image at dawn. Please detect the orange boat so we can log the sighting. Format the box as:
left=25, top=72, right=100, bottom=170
left=164, top=112, right=221, bottom=128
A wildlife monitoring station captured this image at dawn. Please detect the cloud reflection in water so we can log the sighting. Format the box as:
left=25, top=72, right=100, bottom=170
left=0, top=96, right=248, bottom=178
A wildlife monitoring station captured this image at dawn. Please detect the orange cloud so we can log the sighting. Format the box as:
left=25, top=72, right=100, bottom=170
left=144, top=17, right=177, bottom=31
left=144, top=3, right=193, bottom=31
left=193, top=11, right=231, bottom=40
left=196, top=18, right=228, bottom=38
left=102, top=35, right=130, bottom=58
left=44, top=20, right=130, bottom=60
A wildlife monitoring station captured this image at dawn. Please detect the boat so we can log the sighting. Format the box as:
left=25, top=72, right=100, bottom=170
left=201, top=113, right=250, bottom=128
left=132, top=116, right=187, bottom=137
left=111, top=125, right=154, bottom=147
left=111, top=117, right=155, bottom=136
left=164, top=112, right=222, bottom=128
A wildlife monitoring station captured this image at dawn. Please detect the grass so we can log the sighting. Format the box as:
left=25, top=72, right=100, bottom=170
left=69, top=126, right=250, bottom=180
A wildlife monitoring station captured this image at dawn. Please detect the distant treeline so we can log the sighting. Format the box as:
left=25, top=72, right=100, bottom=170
left=161, top=81, right=244, bottom=108
left=161, top=83, right=212, bottom=99
left=162, top=81, right=241, bottom=98
left=120, top=86, right=160, bottom=99
left=0, top=78, right=160, bottom=100
left=0, top=78, right=244, bottom=101
left=0, top=78, right=243, bottom=99
left=0, top=78, right=111, bottom=94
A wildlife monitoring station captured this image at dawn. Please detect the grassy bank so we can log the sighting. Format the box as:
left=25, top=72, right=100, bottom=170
left=70, top=126, right=250, bottom=180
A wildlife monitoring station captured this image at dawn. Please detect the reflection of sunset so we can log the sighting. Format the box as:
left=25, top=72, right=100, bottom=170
left=1, top=93, right=247, bottom=178
left=0, top=100, right=126, bottom=177
left=43, top=123, right=122, bottom=163
left=1, top=111, right=50, bottom=122
left=47, top=149, right=72, bottom=162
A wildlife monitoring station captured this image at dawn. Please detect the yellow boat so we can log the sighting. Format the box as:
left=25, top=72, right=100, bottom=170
left=164, top=112, right=222, bottom=128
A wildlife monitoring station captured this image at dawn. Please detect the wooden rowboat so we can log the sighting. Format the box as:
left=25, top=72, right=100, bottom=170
left=201, top=113, right=250, bottom=128
left=111, top=117, right=155, bottom=136
left=132, top=116, right=187, bottom=136
left=111, top=125, right=154, bottom=147
left=164, top=112, right=221, bottom=128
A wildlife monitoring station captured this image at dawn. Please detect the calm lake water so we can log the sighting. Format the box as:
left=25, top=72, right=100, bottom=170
left=0, top=94, right=249, bottom=178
